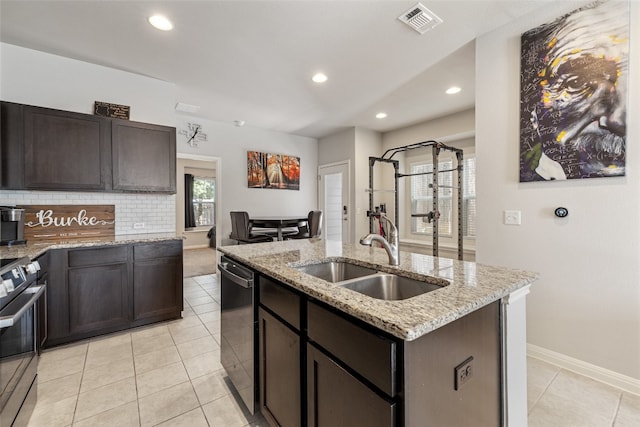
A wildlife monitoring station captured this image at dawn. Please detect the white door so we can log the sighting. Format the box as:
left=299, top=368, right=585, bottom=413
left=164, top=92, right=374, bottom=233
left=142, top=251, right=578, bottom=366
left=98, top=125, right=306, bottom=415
left=318, top=162, right=350, bottom=243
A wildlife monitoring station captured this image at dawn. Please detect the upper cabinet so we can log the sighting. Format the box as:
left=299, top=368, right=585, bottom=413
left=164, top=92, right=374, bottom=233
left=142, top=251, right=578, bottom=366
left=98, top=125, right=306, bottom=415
left=112, top=119, right=176, bottom=193
left=0, top=101, right=176, bottom=193
left=24, top=105, right=111, bottom=190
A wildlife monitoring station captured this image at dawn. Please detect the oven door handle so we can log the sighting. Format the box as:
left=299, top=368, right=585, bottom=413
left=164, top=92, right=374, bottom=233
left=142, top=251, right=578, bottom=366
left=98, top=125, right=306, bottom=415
left=0, top=285, right=46, bottom=329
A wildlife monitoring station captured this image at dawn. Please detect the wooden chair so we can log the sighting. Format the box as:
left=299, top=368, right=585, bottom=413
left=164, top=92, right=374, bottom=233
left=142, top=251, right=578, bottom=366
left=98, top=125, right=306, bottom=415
left=229, top=211, right=273, bottom=244
left=286, top=210, right=322, bottom=239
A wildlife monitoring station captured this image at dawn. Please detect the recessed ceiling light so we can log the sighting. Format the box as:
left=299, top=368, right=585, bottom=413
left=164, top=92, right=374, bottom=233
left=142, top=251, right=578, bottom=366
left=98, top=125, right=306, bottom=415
left=148, top=15, right=173, bottom=31
left=446, top=86, right=461, bottom=95
left=376, top=112, right=388, bottom=119
left=312, top=73, right=328, bottom=83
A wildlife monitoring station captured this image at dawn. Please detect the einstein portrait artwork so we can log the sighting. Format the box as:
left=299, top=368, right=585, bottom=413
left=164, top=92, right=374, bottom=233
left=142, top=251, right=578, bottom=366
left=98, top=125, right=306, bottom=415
left=519, top=0, right=629, bottom=181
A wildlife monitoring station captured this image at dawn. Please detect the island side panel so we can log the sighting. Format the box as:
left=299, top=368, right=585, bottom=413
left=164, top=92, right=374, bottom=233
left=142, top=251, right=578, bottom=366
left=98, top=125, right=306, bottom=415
left=402, top=301, right=501, bottom=426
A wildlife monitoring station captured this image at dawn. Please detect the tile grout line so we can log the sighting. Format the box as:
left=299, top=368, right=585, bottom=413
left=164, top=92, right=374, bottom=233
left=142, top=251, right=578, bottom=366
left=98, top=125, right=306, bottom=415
left=609, top=392, right=624, bottom=427
left=69, top=341, right=90, bottom=425
left=527, top=367, right=561, bottom=415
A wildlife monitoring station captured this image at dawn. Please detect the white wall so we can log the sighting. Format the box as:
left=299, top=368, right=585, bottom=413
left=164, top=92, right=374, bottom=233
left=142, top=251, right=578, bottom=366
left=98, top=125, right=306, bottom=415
left=175, top=116, right=318, bottom=244
left=0, top=43, right=175, bottom=125
left=354, top=128, right=382, bottom=242
left=476, top=1, right=640, bottom=381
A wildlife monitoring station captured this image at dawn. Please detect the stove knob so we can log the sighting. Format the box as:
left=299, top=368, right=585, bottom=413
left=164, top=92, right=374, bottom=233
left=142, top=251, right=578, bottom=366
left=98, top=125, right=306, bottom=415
left=0, top=282, right=7, bottom=297
left=25, top=261, right=40, bottom=275
left=2, top=279, right=14, bottom=293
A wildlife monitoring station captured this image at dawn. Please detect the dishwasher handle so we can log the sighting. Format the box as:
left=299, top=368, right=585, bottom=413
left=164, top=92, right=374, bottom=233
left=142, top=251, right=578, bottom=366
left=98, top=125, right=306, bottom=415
left=218, top=262, right=254, bottom=289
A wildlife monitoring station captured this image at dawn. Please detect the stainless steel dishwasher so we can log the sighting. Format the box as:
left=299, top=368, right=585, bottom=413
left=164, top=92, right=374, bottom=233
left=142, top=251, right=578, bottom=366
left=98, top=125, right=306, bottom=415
left=218, top=255, right=257, bottom=414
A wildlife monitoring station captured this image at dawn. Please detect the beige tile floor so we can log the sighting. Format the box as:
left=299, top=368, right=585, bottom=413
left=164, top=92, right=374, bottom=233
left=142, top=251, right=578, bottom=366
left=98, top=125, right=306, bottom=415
left=27, top=273, right=639, bottom=426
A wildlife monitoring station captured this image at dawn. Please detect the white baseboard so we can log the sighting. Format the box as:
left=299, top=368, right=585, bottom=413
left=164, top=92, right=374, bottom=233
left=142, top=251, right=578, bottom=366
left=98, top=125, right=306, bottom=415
left=527, top=343, right=640, bottom=396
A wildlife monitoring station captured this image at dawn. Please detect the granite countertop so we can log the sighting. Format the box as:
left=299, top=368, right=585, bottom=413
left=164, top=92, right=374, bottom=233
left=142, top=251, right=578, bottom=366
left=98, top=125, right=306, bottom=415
left=0, top=232, right=184, bottom=260
left=218, top=239, right=538, bottom=341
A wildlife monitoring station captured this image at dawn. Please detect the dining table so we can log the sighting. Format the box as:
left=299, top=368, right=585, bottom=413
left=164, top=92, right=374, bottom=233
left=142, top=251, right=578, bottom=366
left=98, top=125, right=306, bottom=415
left=250, top=216, right=308, bottom=241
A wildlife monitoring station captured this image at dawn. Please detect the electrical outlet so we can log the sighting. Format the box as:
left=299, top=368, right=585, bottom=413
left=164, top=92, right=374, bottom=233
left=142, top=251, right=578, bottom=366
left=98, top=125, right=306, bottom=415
left=504, top=210, right=521, bottom=225
left=133, top=222, right=145, bottom=229
left=454, top=356, right=474, bottom=390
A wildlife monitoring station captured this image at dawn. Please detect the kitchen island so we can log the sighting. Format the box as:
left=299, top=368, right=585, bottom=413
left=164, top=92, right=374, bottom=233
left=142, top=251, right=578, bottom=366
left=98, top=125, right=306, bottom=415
left=218, top=238, right=538, bottom=427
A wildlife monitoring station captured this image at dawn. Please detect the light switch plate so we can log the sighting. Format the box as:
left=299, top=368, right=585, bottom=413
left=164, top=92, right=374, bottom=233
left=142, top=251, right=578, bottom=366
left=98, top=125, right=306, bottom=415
left=504, top=210, right=521, bottom=225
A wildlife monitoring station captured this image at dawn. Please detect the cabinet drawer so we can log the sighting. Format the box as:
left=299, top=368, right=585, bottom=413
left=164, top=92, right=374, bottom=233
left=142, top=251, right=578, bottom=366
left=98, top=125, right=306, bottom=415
left=68, top=245, right=128, bottom=267
left=259, top=277, right=301, bottom=330
left=307, top=301, right=396, bottom=397
left=134, top=240, right=182, bottom=260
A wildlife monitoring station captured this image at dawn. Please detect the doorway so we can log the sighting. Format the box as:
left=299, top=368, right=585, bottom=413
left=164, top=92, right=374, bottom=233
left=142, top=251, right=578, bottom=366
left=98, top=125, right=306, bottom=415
left=177, top=154, right=221, bottom=249
left=318, top=161, right=350, bottom=243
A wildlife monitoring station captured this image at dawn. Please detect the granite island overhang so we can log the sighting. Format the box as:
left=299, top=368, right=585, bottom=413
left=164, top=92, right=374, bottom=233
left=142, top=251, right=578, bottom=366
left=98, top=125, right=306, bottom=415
left=217, top=238, right=538, bottom=341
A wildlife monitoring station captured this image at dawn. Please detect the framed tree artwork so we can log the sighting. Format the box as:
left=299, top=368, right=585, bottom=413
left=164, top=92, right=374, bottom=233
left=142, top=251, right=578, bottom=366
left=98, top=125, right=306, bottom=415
left=247, top=151, right=300, bottom=190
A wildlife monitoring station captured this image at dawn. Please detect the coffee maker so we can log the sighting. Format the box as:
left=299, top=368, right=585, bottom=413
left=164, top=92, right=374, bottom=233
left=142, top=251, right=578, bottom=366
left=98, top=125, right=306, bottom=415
left=0, top=206, right=26, bottom=246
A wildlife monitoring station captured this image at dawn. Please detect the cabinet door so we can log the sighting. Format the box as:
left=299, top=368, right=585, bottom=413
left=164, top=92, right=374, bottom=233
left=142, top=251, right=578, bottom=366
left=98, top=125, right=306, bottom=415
left=307, top=343, right=395, bottom=427
left=1, top=101, right=24, bottom=188
left=133, top=256, right=182, bottom=321
left=23, top=105, right=110, bottom=190
left=68, top=262, right=131, bottom=335
left=111, top=120, right=176, bottom=192
left=259, top=308, right=301, bottom=427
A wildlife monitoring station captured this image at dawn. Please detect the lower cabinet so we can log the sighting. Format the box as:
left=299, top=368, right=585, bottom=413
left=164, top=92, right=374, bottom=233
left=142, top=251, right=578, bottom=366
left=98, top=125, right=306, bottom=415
left=257, top=275, right=396, bottom=427
left=258, top=307, right=301, bottom=427
left=68, top=261, right=131, bottom=335
left=133, top=241, right=183, bottom=321
left=255, top=273, right=500, bottom=427
left=45, top=240, right=183, bottom=347
left=307, top=343, right=395, bottom=427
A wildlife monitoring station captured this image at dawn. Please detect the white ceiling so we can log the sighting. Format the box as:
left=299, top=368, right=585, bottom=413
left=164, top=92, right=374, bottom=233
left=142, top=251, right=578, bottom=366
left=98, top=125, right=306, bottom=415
left=0, top=1, right=549, bottom=139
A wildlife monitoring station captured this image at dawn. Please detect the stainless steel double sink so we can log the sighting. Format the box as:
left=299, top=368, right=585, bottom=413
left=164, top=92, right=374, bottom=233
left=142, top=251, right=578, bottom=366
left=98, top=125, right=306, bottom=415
left=293, top=260, right=444, bottom=301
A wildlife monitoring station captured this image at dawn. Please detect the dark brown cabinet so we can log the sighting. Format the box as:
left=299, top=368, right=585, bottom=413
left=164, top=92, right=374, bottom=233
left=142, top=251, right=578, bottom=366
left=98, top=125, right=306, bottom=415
left=253, top=271, right=500, bottom=427
left=258, top=278, right=302, bottom=427
left=67, top=245, right=131, bottom=335
left=44, top=240, right=183, bottom=347
left=112, top=120, right=176, bottom=193
left=258, top=308, right=301, bottom=427
left=23, top=105, right=111, bottom=190
left=133, top=241, right=183, bottom=321
left=0, top=101, right=176, bottom=193
left=307, top=343, right=395, bottom=427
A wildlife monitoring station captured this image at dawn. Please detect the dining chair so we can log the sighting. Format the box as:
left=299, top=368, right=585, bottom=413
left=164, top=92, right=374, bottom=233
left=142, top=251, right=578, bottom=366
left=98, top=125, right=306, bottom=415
left=286, top=210, right=322, bottom=239
left=229, top=211, right=273, bottom=244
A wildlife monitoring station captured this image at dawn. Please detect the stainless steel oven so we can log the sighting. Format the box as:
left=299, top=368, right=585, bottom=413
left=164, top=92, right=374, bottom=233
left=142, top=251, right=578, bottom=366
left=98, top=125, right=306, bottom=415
left=0, top=256, right=44, bottom=427
left=218, top=255, right=256, bottom=414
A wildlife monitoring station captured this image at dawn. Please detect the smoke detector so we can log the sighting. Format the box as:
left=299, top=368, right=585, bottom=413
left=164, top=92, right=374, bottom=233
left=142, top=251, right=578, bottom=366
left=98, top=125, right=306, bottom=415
left=398, top=3, right=443, bottom=34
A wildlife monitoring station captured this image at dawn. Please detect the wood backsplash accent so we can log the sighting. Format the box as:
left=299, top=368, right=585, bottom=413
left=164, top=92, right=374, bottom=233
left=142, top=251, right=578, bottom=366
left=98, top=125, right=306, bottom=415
left=22, top=205, right=115, bottom=241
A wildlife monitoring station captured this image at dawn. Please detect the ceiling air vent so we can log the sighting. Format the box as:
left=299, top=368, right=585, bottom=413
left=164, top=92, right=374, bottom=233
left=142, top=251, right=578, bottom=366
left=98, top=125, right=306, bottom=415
left=398, top=3, right=443, bottom=34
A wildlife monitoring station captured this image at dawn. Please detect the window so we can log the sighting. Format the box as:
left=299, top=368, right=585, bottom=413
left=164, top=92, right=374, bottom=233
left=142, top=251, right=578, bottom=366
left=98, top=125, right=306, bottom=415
left=462, top=157, right=476, bottom=238
left=409, top=156, right=476, bottom=238
left=191, top=176, right=215, bottom=227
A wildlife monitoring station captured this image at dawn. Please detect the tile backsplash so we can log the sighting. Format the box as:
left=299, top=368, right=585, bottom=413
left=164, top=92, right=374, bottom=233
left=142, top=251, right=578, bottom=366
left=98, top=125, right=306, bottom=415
left=0, top=190, right=176, bottom=235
